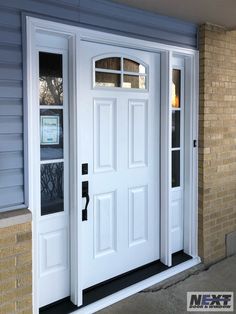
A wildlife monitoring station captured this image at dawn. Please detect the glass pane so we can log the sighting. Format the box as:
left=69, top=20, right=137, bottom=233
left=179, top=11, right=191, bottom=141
left=124, top=58, right=146, bottom=74
left=172, top=150, right=180, bottom=188
left=95, top=72, right=121, bottom=87
left=123, top=75, right=146, bottom=89
left=95, top=57, right=121, bottom=70
left=39, top=52, right=63, bottom=106
left=40, top=109, right=63, bottom=160
left=172, top=111, right=180, bottom=148
left=41, top=162, right=64, bottom=215
left=172, top=69, right=181, bottom=108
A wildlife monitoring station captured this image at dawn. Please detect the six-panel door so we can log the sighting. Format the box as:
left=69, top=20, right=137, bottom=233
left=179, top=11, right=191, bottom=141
left=79, top=41, right=160, bottom=289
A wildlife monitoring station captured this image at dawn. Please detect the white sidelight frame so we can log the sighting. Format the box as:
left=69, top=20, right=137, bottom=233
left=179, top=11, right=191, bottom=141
left=26, top=17, right=199, bottom=314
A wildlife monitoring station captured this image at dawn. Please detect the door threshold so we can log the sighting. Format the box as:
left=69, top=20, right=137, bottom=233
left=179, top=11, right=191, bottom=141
left=40, top=251, right=201, bottom=314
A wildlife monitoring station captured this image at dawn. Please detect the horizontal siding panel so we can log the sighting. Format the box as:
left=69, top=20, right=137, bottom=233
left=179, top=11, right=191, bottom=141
left=0, top=63, right=22, bottom=81
left=0, top=152, right=23, bottom=170
left=0, top=0, right=197, bottom=212
left=0, top=134, right=23, bottom=152
left=0, top=98, right=23, bottom=114
left=0, top=105, right=22, bottom=116
left=0, top=169, right=23, bottom=188
left=85, top=0, right=197, bottom=36
left=0, top=116, right=23, bottom=134
left=80, top=0, right=197, bottom=48
left=0, top=186, right=24, bottom=210
left=0, top=8, right=21, bottom=28
left=0, top=45, right=22, bottom=63
left=80, top=11, right=195, bottom=48
left=0, top=82, right=22, bottom=98
left=0, top=27, right=21, bottom=45
left=1, top=1, right=79, bottom=22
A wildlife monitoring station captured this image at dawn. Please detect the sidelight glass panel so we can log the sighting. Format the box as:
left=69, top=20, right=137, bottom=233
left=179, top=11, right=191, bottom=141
left=95, top=72, right=121, bottom=87
left=39, top=52, right=63, bottom=106
left=95, top=57, right=121, bottom=70
left=124, top=58, right=146, bottom=74
left=40, top=109, right=63, bottom=160
left=172, top=111, right=180, bottom=148
left=172, top=69, right=181, bottom=108
left=123, top=75, right=146, bottom=89
left=172, top=150, right=180, bottom=188
left=41, top=162, right=64, bottom=215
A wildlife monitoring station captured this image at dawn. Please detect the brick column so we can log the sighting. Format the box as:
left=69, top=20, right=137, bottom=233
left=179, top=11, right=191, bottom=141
left=0, top=210, right=32, bottom=314
left=199, top=23, right=236, bottom=264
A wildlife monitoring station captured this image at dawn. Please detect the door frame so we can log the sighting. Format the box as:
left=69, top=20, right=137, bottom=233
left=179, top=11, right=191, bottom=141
left=26, top=17, right=199, bottom=313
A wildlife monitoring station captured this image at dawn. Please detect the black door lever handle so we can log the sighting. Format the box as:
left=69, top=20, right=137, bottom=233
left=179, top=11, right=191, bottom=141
left=82, top=192, right=90, bottom=221
left=82, top=181, right=90, bottom=221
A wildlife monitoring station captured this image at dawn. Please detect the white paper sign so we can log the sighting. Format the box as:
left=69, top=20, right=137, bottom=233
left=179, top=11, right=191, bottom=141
left=41, top=116, right=60, bottom=145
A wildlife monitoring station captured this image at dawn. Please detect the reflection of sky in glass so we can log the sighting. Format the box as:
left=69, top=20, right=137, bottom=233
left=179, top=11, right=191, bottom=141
left=139, top=64, right=146, bottom=74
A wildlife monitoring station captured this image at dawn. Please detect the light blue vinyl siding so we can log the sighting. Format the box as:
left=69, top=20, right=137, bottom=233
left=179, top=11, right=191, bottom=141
left=0, top=0, right=197, bottom=211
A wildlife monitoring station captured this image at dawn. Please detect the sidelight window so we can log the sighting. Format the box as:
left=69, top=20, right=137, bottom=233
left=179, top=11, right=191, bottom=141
left=94, top=56, right=147, bottom=89
left=39, top=51, right=65, bottom=215
left=171, top=69, right=182, bottom=188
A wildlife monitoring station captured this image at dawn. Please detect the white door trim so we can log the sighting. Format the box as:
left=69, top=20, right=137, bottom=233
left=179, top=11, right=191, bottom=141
left=26, top=16, right=199, bottom=313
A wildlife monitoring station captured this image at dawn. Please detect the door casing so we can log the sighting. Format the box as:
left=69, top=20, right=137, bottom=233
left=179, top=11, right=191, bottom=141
left=26, top=16, right=199, bottom=313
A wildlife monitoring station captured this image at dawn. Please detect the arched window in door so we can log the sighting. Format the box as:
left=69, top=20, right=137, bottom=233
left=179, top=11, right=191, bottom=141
left=94, top=55, right=148, bottom=90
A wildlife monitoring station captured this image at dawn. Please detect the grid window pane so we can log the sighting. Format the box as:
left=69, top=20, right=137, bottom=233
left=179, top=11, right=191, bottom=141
left=95, top=57, right=121, bottom=70
left=40, top=109, right=63, bottom=161
left=124, top=58, right=146, bottom=73
left=172, top=69, right=181, bottom=108
left=39, top=52, right=63, bottom=106
left=123, top=75, right=146, bottom=89
left=172, top=111, right=180, bottom=148
left=95, top=72, right=121, bottom=87
left=172, top=150, right=180, bottom=188
left=41, top=162, right=64, bottom=215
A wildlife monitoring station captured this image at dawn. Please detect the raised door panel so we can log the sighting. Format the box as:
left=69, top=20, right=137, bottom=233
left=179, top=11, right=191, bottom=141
left=171, top=191, right=183, bottom=253
left=94, top=98, right=117, bottom=173
left=128, top=185, right=148, bottom=247
left=128, top=99, right=148, bottom=168
left=40, top=228, right=68, bottom=276
left=94, top=191, right=117, bottom=258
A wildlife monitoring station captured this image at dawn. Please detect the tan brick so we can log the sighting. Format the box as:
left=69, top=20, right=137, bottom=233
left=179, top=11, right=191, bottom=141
left=0, top=263, right=31, bottom=282
left=16, top=231, right=31, bottom=243
left=16, top=294, right=32, bottom=311
left=0, top=278, right=17, bottom=291
left=0, top=219, right=32, bottom=313
left=199, top=23, right=236, bottom=264
left=16, top=252, right=31, bottom=267
left=0, top=241, right=32, bottom=259
left=0, top=302, right=16, bottom=314
left=0, top=286, right=32, bottom=304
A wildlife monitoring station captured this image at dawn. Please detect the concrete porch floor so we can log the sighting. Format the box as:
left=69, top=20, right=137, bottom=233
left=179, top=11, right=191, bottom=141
left=97, top=255, right=236, bottom=314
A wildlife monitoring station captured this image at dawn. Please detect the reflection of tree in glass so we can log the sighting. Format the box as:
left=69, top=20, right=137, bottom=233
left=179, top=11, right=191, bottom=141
left=40, top=76, right=63, bottom=106
left=41, top=163, right=63, bottom=202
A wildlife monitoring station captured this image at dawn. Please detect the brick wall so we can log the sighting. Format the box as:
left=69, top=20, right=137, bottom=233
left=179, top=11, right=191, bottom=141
left=199, top=23, right=236, bottom=264
left=0, top=211, right=32, bottom=314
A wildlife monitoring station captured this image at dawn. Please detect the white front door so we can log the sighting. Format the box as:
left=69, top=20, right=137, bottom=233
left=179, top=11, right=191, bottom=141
left=79, top=41, right=160, bottom=289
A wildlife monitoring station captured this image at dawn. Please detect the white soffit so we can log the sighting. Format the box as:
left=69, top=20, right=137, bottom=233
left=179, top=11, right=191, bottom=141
left=112, top=0, right=236, bottom=29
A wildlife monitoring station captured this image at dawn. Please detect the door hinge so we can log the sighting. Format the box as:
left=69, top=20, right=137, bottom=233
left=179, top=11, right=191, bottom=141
left=193, top=139, right=197, bottom=148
